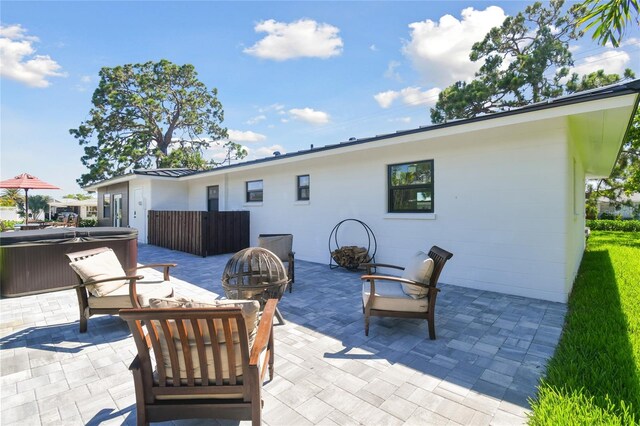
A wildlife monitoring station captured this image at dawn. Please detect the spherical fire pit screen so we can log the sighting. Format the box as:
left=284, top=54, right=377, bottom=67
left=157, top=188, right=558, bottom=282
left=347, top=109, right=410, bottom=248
left=222, top=247, right=289, bottom=307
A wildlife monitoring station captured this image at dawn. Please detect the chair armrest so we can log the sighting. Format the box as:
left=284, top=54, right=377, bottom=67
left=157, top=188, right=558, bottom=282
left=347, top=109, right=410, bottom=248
left=361, top=263, right=404, bottom=272
left=76, top=274, right=144, bottom=288
left=134, top=263, right=177, bottom=270
left=361, top=274, right=435, bottom=290
left=249, top=299, right=277, bottom=366
left=131, top=263, right=177, bottom=281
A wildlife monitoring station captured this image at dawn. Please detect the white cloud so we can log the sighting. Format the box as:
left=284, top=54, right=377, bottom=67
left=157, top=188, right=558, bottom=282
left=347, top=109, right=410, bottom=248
left=244, top=19, right=343, bottom=60
left=402, top=6, right=507, bottom=87
left=370, top=44, right=378, bottom=51
left=245, top=144, right=285, bottom=160
left=259, top=103, right=285, bottom=113
left=384, top=60, right=402, bottom=81
left=227, top=129, right=267, bottom=143
left=374, top=90, right=400, bottom=108
left=74, top=74, right=93, bottom=92
left=374, top=86, right=441, bottom=109
left=0, top=23, right=66, bottom=88
left=288, top=107, right=330, bottom=124
left=389, top=117, right=411, bottom=123
left=400, top=86, right=441, bottom=106
left=571, top=49, right=631, bottom=77
left=246, top=114, right=267, bottom=125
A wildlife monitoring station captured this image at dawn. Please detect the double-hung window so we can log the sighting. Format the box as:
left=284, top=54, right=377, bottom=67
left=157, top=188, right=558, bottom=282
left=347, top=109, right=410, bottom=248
left=246, top=180, right=263, bottom=202
left=297, top=175, right=310, bottom=201
left=388, top=160, right=434, bottom=213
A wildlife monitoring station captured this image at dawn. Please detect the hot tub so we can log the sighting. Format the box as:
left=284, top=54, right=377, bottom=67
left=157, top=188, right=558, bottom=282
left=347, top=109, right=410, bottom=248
left=0, top=227, right=138, bottom=297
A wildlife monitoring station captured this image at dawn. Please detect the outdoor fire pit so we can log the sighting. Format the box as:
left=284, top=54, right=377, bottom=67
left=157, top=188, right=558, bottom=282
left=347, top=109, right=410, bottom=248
left=221, top=247, right=289, bottom=309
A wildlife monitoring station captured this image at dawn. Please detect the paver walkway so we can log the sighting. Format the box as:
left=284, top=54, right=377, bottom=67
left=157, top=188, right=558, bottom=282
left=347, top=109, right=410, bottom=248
left=0, top=244, right=567, bottom=425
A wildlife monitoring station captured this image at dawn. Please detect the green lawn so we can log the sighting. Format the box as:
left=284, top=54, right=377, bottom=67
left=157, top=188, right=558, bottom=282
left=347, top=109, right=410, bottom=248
left=529, top=231, right=640, bottom=425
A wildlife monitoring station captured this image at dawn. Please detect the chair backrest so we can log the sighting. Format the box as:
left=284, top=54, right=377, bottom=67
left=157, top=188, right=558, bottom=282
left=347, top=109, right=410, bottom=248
left=257, top=234, right=293, bottom=262
left=427, top=246, right=454, bottom=287
left=66, top=247, right=116, bottom=285
left=120, top=307, right=254, bottom=397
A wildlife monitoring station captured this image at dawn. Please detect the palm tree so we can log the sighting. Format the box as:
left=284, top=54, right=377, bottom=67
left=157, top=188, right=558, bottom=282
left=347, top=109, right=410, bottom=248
left=0, top=189, right=23, bottom=207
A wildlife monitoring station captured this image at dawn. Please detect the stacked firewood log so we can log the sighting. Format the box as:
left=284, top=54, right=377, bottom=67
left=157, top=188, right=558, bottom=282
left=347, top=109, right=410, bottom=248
left=331, top=246, right=369, bottom=270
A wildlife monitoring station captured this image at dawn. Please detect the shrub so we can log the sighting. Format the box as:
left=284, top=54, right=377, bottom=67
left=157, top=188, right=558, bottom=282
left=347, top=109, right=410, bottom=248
left=0, top=220, right=19, bottom=231
left=586, top=219, right=640, bottom=232
left=79, top=218, right=97, bottom=227
left=598, top=212, right=620, bottom=220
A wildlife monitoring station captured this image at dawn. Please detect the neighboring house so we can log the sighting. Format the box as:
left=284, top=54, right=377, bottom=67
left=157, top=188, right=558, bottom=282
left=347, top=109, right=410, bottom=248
left=85, top=80, right=640, bottom=303
left=49, top=198, right=98, bottom=220
left=0, top=206, right=19, bottom=221
left=597, top=193, right=640, bottom=219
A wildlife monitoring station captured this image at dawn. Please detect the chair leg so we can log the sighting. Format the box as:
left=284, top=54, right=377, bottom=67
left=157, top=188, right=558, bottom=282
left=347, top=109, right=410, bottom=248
left=427, top=312, right=436, bottom=340
left=76, top=288, right=89, bottom=333
left=364, top=315, right=370, bottom=336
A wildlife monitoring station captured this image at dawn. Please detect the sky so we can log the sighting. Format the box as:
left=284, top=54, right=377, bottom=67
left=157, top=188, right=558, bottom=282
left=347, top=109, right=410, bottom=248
left=1, top=1, right=639, bottom=197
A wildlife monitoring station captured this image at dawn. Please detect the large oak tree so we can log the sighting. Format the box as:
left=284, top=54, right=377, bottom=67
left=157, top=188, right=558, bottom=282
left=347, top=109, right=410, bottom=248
left=71, top=60, right=245, bottom=186
left=430, top=0, right=583, bottom=123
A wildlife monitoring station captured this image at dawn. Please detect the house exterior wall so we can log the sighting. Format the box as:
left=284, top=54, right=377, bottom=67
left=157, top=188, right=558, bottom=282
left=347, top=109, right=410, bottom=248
left=149, top=180, right=190, bottom=211
left=187, top=117, right=574, bottom=302
left=97, top=182, right=129, bottom=227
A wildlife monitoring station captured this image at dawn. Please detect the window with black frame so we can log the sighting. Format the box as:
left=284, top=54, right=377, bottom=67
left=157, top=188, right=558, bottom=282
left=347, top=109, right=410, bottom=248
left=297, top=175, right=310, bottom=201
left=246, top=180, right=263, bottom=202
left=388, top=160, right=434, bottom=213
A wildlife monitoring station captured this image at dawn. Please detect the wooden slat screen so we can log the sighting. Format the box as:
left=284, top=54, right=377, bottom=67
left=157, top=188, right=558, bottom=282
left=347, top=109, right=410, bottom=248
left=148, top=211, right=207, bottom=256
left=148, top=210, right=250, bottom=257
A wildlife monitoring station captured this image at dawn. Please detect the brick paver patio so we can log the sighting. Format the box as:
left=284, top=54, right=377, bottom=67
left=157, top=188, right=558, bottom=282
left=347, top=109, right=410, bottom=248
left=0, top=244, right=566, bottom=425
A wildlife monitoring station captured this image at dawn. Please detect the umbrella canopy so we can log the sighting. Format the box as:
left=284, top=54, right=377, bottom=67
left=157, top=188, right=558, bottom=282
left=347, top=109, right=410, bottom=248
left=0, top=173, right=60, bottom=223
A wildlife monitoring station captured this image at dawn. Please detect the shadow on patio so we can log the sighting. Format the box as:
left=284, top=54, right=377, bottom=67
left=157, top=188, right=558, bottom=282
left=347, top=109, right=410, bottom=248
left=0, top=243, right=567, bottom=425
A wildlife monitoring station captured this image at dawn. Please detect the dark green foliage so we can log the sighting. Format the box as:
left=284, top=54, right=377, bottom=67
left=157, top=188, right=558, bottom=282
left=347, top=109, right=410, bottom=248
left=530, top=231, right=640, bottom=424
left=431, top=0, right=583, bottom=123
left=587, top=219, right=640, bottom=231
left=78, top=218, right=97, bottom=227
left=70, top=60, right=245, bottom=186
left=62, top=193, right=94, bottom=201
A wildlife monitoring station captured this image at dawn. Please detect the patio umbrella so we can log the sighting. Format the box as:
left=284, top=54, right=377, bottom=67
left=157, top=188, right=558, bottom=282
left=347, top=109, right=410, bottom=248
left=0, top=173, right=60, bottom=224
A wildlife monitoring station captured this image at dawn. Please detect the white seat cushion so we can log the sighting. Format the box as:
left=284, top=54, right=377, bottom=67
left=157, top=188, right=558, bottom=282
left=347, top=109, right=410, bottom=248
left=87, top=281, right=173, bottom=309
left=362, top=281, right=429, bottom=312
left=400, top=251, right=434, bottom=299
left=69, top=249, right=127, bottom=296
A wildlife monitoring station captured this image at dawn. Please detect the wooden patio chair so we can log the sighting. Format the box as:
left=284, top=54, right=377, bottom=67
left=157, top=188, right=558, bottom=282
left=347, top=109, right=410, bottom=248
left=361, top=245, right=453, bottom=340
left=257, top=234, right=295, bottom=292
left=119, top=298, right=278, bottom=426
left=66, top=247, right=175, bottom=333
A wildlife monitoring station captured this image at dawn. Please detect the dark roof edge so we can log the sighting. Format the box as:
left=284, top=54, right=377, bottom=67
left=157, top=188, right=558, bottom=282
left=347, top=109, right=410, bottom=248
left=186, top=78, right=640, bottom=177
left=85, top=78, right=640, bottom=187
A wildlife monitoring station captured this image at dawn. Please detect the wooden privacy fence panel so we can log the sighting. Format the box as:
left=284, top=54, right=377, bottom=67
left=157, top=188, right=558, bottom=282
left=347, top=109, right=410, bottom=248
left=148, top=210, right=250, bottom=257
left=148, top=211, right=206, bottom=256
left=207, top=211, right=250, bottom=255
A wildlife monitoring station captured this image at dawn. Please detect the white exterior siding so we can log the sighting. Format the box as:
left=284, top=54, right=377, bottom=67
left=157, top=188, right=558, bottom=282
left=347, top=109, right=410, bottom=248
left=186, top=118, right=573, bottom=302
left=109, top=90, right=637, bottom=304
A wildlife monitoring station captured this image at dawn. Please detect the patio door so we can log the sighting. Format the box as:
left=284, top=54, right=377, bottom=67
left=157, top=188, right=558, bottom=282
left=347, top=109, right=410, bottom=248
left=113, top=194, right=123, bottom=227
left=131, top=188, right=146, bottom=241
